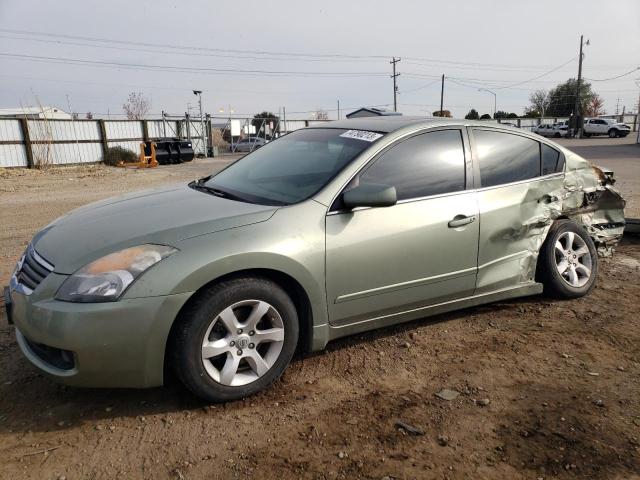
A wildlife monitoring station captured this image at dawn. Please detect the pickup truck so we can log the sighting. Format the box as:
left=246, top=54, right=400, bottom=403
left=583, top=118, right=631, bottom=138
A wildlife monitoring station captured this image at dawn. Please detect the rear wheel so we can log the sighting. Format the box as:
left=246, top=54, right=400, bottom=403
left=536, top=220, right=598, bottom=299
left=171, top=277, right=299, bottom=402
left=608, top=129, right=618, bottom=138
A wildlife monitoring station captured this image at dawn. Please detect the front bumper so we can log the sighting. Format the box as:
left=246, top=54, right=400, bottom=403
left=6, top=276, right=192, bottom=388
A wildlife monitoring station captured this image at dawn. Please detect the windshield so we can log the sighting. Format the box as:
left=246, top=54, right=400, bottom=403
left=203, top=128, right=382, bottom=205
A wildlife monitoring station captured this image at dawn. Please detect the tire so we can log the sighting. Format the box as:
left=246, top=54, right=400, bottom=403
left=170, top=277, right=299, bottom=403
left=536, top=220, right=598, bottom=299
left=608, top=129, right=618, bottom=138
left=554, top=132, right=561, bottom=138
left=583, top=132, right=591, bottom=138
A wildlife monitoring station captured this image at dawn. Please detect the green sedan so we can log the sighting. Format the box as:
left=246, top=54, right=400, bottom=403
left=4, top=117, right=625, bottom=402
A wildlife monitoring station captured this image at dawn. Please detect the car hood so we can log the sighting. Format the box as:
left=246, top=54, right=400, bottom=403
left=32, top=184, right=278, bottom=274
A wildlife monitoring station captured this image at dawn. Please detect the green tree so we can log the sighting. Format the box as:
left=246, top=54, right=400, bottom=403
left=480, top=113, right=492, bottom=120
left=545, top=79, right=595, bottom=117
left=251, top=111, right=280, bottom=138
left=465, top=108, right=479, bottom=120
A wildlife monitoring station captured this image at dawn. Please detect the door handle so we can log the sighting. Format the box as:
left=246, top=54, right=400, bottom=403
left=448, top=215, right=476, bottom=228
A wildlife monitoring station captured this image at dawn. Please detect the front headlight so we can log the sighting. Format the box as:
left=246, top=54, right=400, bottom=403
left=56, top=244, right=177, bottom=303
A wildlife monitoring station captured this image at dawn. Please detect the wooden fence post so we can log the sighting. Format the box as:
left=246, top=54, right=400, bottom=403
left=19, top=117, right=34, bottom=168
left=98, top=119, right=109, bottom=161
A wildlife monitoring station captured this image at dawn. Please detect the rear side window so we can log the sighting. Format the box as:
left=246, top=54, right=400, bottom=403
left=356, top=129, right=466, bottom=201
left=474, top=130, right=540, bottom=187
left=541, top=144, right=564, bottom=175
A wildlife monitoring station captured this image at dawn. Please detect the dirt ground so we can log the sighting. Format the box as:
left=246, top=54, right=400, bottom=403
left=0, top=137, right=639, bottom=480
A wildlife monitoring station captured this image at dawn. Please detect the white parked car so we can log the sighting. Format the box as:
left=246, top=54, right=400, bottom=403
left=583, top=118, right=631, bottom=138
left=533, top=123, right=568, bottom=138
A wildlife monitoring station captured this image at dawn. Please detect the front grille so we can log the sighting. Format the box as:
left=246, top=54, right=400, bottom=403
left=15, top=246, right=54, bottom=294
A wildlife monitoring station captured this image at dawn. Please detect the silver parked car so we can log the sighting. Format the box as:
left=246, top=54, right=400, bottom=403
left=233, top=137, right=267, bottom=153
left=5, top=117, right=625, bottom=402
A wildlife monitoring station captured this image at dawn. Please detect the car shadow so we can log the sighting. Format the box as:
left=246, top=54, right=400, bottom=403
left=0, top=292, right=555, bottom=435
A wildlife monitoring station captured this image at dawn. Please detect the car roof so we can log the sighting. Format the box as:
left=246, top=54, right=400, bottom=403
left=307, top=116, right=516, bottom=134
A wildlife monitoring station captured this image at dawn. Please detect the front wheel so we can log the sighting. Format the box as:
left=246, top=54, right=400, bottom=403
left=608, top=129, right=618, bottom=138
left=536, top=220, right=598, bottom=299
left=171, top=277, right=299, bottom=402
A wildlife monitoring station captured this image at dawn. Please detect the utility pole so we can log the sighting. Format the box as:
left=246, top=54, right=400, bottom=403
left=337, top=100, right=340, bottom=120
left=574, top=35, right=587, bottom=138
left=439, top=74, right=445, bottom=116
left=390, top=57, right=401, bottom=112
left=615, top=97, right=620, bottom=115
left=193, top=90, right=206, bottom=156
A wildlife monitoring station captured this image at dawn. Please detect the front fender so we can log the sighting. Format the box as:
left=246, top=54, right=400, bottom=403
left=124, top=203, right=329, bottom=333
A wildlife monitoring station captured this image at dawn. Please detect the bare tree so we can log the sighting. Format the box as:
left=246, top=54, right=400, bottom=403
left=85, top=111, right=94, bottom=119
left=123, top=92, right=151, bottom=120
left=585, top=94, right=605, bottom=116
left=527, top=89, right=550, bottom=117
left=314, top=109, right=329, bottom=120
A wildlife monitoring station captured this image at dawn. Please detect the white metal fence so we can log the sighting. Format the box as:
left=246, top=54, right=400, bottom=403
left=1, top=113, right=637, bottom=167
left=0, top=117, right=210, bottom=168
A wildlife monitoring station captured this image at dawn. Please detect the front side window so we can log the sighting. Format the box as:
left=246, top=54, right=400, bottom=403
left=351, top=129, right=466, bottom=201
left=474, top=129, right=541, bottom=188
left=204, top=128, right=380, bottom=205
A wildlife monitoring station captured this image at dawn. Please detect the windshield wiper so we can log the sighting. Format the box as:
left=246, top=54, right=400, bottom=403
left=189, top=181, right=247, bottom=202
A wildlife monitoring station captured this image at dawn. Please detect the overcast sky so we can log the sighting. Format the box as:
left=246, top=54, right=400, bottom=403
left=0, top=0, right=638, bottom=120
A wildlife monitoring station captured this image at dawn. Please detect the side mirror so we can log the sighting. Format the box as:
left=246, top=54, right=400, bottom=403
left=342, top=183, right=397, bottom=209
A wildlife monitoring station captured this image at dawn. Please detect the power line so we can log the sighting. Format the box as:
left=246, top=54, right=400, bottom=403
left=585, top=67, right=640, bottom=82
left=0, top=52, right=389, bottom=77
left=3, top=28, right=631, bottom=72
left=491, top=56, right=579, bottom=90
left=401, top=78, right=441, bottom=94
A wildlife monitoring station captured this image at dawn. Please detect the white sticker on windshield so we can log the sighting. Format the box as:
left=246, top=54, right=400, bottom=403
left=339, top=130, right=383, bottom=142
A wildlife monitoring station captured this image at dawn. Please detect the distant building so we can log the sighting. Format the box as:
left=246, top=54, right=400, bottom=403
left=346, top=107, right=402, bottom=119
left=0, top=106, right=72, bottom=120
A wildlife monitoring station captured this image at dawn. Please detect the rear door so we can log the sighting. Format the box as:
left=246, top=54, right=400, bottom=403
left=469, top=128, right=565, bottom=294
left=325, top=128, right=479, bottom=326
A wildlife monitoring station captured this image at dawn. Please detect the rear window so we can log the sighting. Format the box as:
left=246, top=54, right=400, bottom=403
left=473, top=130, right=540, bottom=187
left=541, top=144, right=564, bottom=175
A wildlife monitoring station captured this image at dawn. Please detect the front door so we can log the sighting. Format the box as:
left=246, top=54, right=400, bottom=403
left=325, top=128, right=479, bottom=326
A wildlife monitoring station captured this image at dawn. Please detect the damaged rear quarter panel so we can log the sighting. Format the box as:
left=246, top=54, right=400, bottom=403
left=560, top=150, right=626, bottom=256
left=475, top=146, right=625, bottom=295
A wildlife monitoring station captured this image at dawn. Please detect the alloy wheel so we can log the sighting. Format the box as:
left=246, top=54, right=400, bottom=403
left=201, top=299, right=285, bottom=386
left=554, top=231, right=592, bottom=288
